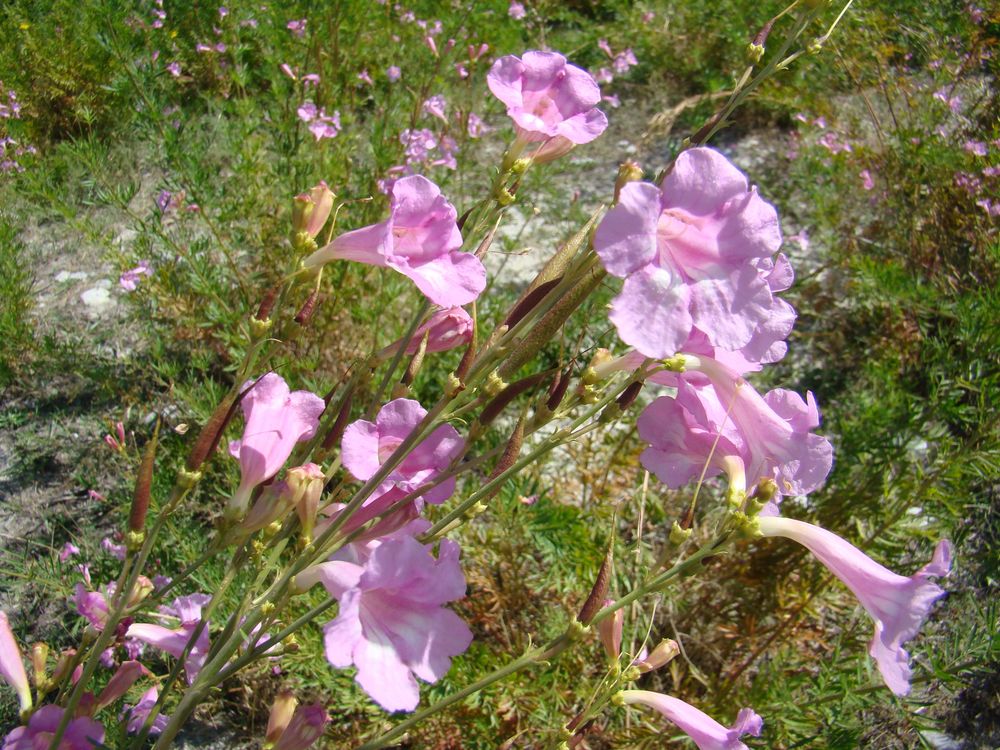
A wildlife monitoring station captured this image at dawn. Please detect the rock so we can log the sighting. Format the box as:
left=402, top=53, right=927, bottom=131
left=55, top=270, right=89, bottom=283
left=80, top=286, right=115, bottom=313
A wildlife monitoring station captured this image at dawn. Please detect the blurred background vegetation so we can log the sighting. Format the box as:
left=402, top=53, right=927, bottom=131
left=0, top=1, right=997, bottom=748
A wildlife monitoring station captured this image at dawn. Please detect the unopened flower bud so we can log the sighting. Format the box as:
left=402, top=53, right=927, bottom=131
left=292, top=182, right=335, bottom=241
left=272, top=703, right=328, bottom=750
left=288, top=463, right=324, bottom=542
left=496, top=187, right=516, bottom=206
left=511, top=157, right=532, bottom=174
left=266, top=689, right=299, bottom=747
left=30, top=642, right=49, bottom=691
left=597, top=602, right=623, bottom=661
left=634, top=638, right=679, bottom=674
left=808, top=36, right=827, bottom=54
left=251, top=316, right=274, bottom=338
left=669, top=521, right=693, bottom=545
left=614, top=160, right=644, bottom=203
left=746, top=42, right=764, bottom=63
left=583, top=349, right=614, bottom=385
left=127, top=576, right=154, bottom=607
left=50, top=649, right=76, bottom=688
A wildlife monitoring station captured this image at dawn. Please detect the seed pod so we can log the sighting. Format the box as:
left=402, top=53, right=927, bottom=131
left=503, top=276, right=562, bottom=329
left=577, top=543, right=614, bottom=625
left=452, top=317, right=478, bottom=384
left=498, top=265, right=605, bottom=379
left=616, top=380, right=644, bottom=411
left=522, top=208, right=603, bottom=298
left=294, top=290, right=320, bottom=326
left=186, top=392, right=239, bottom=472
left=478, top=370, right=552, bottom=426
left=129, top=421, right=159, bottom=533
left=489, top=415, right=525, bottom=481
left=546, top=367, right=572, bottom=411
left=321, top=388, right=354, bottom=452
left=256, top=285, right=279, bottom=322
left=401, top=332, right=430, bottom=387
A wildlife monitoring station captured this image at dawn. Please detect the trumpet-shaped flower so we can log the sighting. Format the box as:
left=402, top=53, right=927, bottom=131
left=620, top=691, right=762, bottom=750
left=378, top=307, right=473, bottom=359
left=487, top=51, right=607, bottom=162
left=122, top=686, right=169, bottom=735
left=637, top=353, right=833, bottom=506
left=299, top=535, right=472, bottom=712
left=227, top=373, right=325, bottom=520
left=757, top=516, right=951, bottom=695
left=0, top=611, right=30, bottom=715
left=2, top=705, right=104, bottom=750
left=304, top=175, right=485, bottom=306
left=126, top=594, right=212, bottom=684
left=341, top=398, right=464, bottom=507
left=594, top=147, right=785, bottom=359
left=271, top=703, right=329, bottom=750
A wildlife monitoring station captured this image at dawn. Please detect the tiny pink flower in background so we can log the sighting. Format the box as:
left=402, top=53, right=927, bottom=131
left=976, top=198, right=1000, bottom=217
left=603, top=93, right=620, bottom=108
left=195, top=43, right=212, bottom=53
left=59, top=542, right=80, bottom=562
left=0, top=610, right=32, bottom=714
left=166, top=61, right=181, bottom=77
left=120, top=260, right=153, bottom=291
left=812, top=116, right=827, bottom=128
left=123, top=686, right=169, bottom=734
left=214, top=42, right=227, bottom=53
left=793, top=112, right=809, bottom=123
left=99, top=647, right=116, bottom=668
left=641, top=10, right=656, bottom=22
left=424, top=35, right=438, bottom=57
left=598, top=39, right=613, bottom=58
left=305, top=175, right=486, bottom=306
left=488, top=51, right=608, bottom=163
left=757, top=516, right=951, bottom=695
left=612, top=48, right=638, bottom=75
left=860, top=169, right=875, bottom=190
left=307, top=109, right=342, bottom=141
left=468, top=43, right=489, bottom=60
left=299, top=534, right=472, bottom=712
left=508, top=0, right=526, bottom=19
left=126, top=593, right=212, bottom=684
left=301, top=73, right=320, bottom=86
left=357, top=69, right=373, bottom=86
left=467, top=112, right=489, bottom=138
left=387, top=65, right=401, bottom=82
left=422, top=94, right=448, bottom=122
left=287, top=19, right=306, bottom=37
left=296, top=101, right=318, bottom=122
left=818, top=131, right=852, bottom=154
left=620, top=691, right=762, bottom=750
left=964, top=140, right=988, bottom=156
left=280, top=63, right=297, bottom=80
left=454, top=62, right=469, bottom=78
left=218, top=6, right=228, bottom=17
left=983, top=165, right=1000, bottom=177
left=101, top=535, right=127, bottom=560
left=593, top=147, right=785, bottom=359
left=786, top=228, right=810, bottom=251
left=2, top=705, right=104, bottom=750
left=226, top=373, right=325, bottom=519
left=595, top=67, right=614, bottom=84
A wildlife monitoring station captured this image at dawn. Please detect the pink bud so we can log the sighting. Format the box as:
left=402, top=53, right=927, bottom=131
left=0, top=611, right=31, bottom=714
left=597, top=601, right=622, bottom=660
left=266, top=689, right=298, bottom=745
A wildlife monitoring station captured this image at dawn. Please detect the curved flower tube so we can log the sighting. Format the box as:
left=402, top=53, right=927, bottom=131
left=620, top=690, right=763, bottom=750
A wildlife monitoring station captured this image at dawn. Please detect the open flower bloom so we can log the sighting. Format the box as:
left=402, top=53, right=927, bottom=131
left=2, top=705, right=105, bottom=750
left=227, top=373, right=325, bottom=520
left=638, top=354, right=832, bottom=507
left=757, top=517, right=951, bottom=695
left=0, top=611, right=31, bottom=715
left=122, top=686, right=169, bottom=735
left=74, top=583, right=110, bottom=631
left=304, top=175, right=485, bottom=307
left=487, top=51, right=607, bottom=163
left=620, top=691, right=762, bottom=750
left=298, top=534, right=472, bottom=712
left=594, top=147, right=787, bottom=359
left=126, top=594, right=212, bottom=684
left=342, top=398, right=464, bottom=507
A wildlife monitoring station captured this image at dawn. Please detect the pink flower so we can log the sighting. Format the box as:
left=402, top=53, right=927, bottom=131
left=287, top=19, right=306, bottom=37
left=271, top=704, right=329, bottom=750
left=293, top=181, right=335, bottom=240
left=357, top=69, right=373, bottom=86
left=301, top=73, right=320, bottom=86
left=860, top=169, right=874, bottom=190
left=964, top=139, right=988, bottom=156
left=594, top=147, right=785, bottom=359
left=386, top=65, right=401, bottom=82
left=757, top=517, right=951, bottom=695
left=2, top=705, right=104, bottom=750
left=0, top=611, right=31, bottom=714
left=508, top=0, right=526, bottom=19
left=307, top=110, right=342, bottom=141
left=95, top=660, right=149, bottom=711
left=603, top=93, right=620, bottom=109
left=300, top=534, right=472, bottom=711
left=102, top=535, right=127, bottom=559
left=422, top=94, right=448, bottom=123
left=406, top=307, right=473, bottom=355
left=74, top=583, right=110, bottom=630
left=280, top=63, right=297, bottom=80
left=487, top=51, right=608, bottom=162
left=226, top=373, right=325, bottom=519
left=126, top=594, right=212, bottom=684
left=59, top=542, right=80, bottom=562
left=612, top=49, right=638, bottom=75
left=341, top=398, right=464, bottom=506
left=620, top=691, right=762, bottom=750
left=166, top=61, right=181, bottom=77
left=638, top=353, right=832, bottom=506
left=305, top=175, right=486, bottom=306
left=467, top=112, right=488, bottom=138
left=123, top=686, right=169, bottom=734
left=455, top=62, right=469, bottom=79
left=595, top=67, right=614, bottom=84
left=296, top=101, right=317, bottom=122
left=120, top=260, right=153, bottom=291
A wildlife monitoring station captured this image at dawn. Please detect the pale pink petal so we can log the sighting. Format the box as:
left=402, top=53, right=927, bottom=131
left=609, top=266, right=692, bottom=358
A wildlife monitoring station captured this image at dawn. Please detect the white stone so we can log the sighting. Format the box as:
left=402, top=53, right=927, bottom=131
left=80, top=287, right=114, bottom=310
left=55, top=270, right=89, bottom=283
